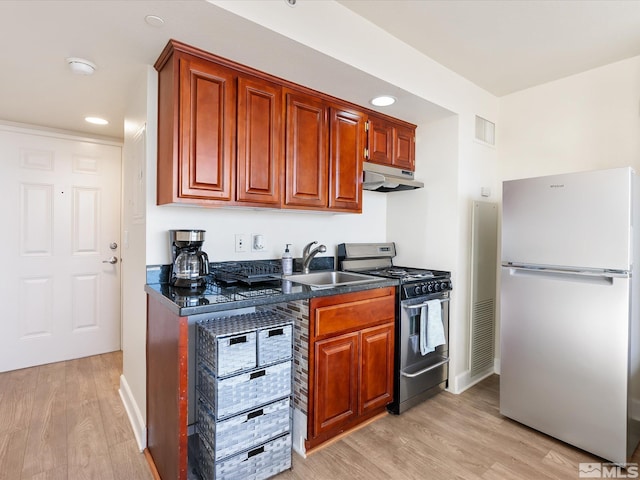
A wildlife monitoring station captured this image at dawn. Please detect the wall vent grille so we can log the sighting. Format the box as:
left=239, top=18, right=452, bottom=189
left=469, top=201, right=498, bottom=379
left=475, top=115, right=495, bottom=146
left=470, top=298, right=495, bottom=377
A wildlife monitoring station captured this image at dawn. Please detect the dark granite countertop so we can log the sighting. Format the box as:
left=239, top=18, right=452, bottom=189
left=145, top=271, right=398, bottom=317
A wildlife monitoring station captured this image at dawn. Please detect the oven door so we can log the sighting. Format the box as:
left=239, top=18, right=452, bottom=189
left=395, top=293, right=449, bottom=413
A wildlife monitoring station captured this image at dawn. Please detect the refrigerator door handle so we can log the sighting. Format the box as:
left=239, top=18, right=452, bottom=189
left=504, top=264, right=629, bottom=286
left=503, top=263, right=629, bottom=278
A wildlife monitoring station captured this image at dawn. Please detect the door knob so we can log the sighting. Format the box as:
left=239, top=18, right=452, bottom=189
left=102, top=256, right=118, bottom=264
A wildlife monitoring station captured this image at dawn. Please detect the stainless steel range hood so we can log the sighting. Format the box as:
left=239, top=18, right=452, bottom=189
left=362, top=162, right=424, bottom=192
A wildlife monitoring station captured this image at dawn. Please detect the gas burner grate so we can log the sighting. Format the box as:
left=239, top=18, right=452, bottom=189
left=385, top=268, right=409, bottom=276
left=212, top=260, right=282, bottom=285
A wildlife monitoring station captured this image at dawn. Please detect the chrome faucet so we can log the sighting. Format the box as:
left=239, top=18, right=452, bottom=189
left=302, top=241, right=327, bottom=274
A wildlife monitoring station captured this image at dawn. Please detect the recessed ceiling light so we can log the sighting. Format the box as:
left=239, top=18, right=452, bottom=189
left=67, top=57, right=97, bottom=75
left=85, top=116, right=109, bottom=125
left=370, top=95, right=396, bottom=107
left=145, top=15, right=165, bottom=27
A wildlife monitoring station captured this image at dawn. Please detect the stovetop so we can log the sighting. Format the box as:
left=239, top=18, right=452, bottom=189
left=354, top=266, right=450, bottom=283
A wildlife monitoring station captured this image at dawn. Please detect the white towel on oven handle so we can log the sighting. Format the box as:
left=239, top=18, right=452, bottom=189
left=420, top=299, right=445, bottom=355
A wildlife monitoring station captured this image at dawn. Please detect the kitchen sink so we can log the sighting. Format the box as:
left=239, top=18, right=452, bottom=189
left=285, top=271, right=380, bottom=288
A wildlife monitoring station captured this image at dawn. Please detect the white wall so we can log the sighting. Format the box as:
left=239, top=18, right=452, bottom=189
left=496, top=55, right=640, bottom=362
left=146, top=193, right=387, bottom=265
left=120, top=66, right=155, bottom=450
left=499, top=55, right=640, bottom=180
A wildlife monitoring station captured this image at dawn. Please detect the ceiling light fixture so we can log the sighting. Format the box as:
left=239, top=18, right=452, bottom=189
left=85, top=116, right=109, bottom=126
left=66, top=57, right=97, bottom=75
left=370, top=95, right=396, bottom=107
left=145, top=15, right=165, bottom=27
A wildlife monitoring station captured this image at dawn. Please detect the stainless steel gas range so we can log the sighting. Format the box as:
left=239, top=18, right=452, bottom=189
left=338, top=243, right=452, bottom=414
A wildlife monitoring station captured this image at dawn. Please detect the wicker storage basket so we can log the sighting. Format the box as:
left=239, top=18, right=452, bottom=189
left=257, top=324, right=293, bottom=366
left=197, top=433, right=291, bottom=480
left=197, top=361, right=292, bottom=419
left=197, top=396, right=290, bottom=461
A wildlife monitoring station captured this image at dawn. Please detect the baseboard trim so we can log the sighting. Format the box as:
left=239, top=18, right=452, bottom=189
left=144, top=448, right=161, bottom=480
left=119, top=374, right=147, bottom=452
left=451, top=364, right=497, bottom=394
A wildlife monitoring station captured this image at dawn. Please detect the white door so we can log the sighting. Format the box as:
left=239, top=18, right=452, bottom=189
left=0, top=127, right=121, bottom=372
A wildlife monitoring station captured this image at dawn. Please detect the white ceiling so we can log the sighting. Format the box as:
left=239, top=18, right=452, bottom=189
left=1, top=0, right=639, bottom=140
left=337, top=0, right=640, bottom=97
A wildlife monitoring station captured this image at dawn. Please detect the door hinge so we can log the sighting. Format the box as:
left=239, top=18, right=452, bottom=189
left=364, top=148, right=369, bottom=159
left=365, top=121, right=370, bottom=132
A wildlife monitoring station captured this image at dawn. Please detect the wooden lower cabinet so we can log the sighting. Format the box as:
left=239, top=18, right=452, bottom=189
left=146, top=294, right=189, bottom=480
left=307, top=287, right=395, bottom=450
left=360, top=324, right=394, bottom=414
left=313, top=331, right=359, bottom=436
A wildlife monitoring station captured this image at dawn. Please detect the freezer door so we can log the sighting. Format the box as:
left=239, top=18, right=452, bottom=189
left=502, top=167, right=632, bottom=271
left=500, top=266, right=631, bottom=464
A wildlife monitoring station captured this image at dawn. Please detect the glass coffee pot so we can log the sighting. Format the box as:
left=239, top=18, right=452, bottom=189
left=169, top=230, right=210, bottom=289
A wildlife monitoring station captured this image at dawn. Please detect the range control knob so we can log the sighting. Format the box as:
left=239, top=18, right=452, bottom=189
left=414, top=286, right=421, bottom=295
left=434, top=283, right=440, bottom=291
left=428, top=283, right=434, bottom=293
left=422, top=285, right=429, bottom=294
left=441, top=282, right=448, bottom=290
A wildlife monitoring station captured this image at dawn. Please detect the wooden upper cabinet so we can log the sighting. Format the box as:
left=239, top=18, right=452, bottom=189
left=155, top=40, right=415, bottom=211
left=284, top=90, right=328, bottom=209
left=393, top=125, right=415, bottom=171
left=156, top=50, right=237, bottom=204
left=368, top=117, right=394, bottom=166
left=236, top=76, right=283, bottom=205
left=367, top=114, right=416, bottom=171
left=328, top=107, right=365, bottom=212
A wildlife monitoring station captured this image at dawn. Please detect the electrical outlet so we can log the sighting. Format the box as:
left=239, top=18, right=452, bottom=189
left=252, top=234, right=265, bottom=252
left=235, top=234, right=248, bottom=253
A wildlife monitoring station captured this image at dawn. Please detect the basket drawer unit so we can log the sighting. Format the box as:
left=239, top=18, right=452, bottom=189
left=198, top=433, right=292, bottom=480
left=258, top=324, right=293, bottom=366
left=197, top=361, right=292, bottom=419
left=197, top=397, right=290, bottom=461
left=196, top=310, right=293, bottom=478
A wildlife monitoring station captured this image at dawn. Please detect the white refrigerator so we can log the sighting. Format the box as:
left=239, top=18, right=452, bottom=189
left=500, top=167, right=640, bottom=465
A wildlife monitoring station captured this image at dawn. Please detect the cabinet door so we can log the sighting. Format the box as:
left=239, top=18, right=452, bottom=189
left=312, top=332, right=359, bottom=437
left=393, top=125, right=415, bottom=170
left=284, top=91, right=328, bottom=208
left=360, top=323, right=394, bottom=415
left=368, top=117, right=393, bottom=165
left=236, top=76, right=282, bottom=205
left=179, top=55, right=236, bottom=201
left=328, top=107, right=365, bottom=212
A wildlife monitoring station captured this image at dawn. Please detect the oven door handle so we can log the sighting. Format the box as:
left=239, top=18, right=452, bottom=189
left=400, top=356, right=450, bottom=378
left=405, top=298, right=450, bottom=309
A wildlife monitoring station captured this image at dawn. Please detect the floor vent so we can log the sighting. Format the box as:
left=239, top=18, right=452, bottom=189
left=469, top=201, right=498, bottom=379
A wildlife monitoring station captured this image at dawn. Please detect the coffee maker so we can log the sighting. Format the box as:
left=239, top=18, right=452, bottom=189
left=169, top=230, right=210, bottom=289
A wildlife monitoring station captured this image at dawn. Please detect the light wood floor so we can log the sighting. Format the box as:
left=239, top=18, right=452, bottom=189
left=277, top=376, right=640, bottom=480
left=2, top=355, right=638, bottom=479
left=0, top=351, right=152, bottom=480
